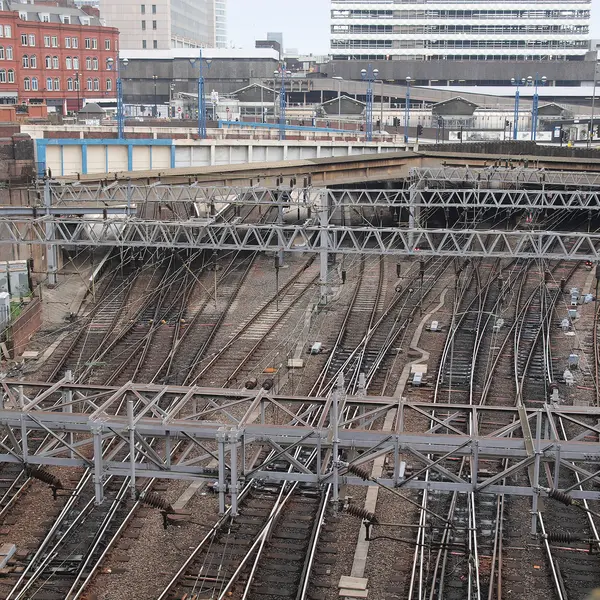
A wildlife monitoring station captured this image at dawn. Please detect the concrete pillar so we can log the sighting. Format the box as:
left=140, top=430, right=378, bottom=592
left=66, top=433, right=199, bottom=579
left=210, top=144, right=216, bottom=166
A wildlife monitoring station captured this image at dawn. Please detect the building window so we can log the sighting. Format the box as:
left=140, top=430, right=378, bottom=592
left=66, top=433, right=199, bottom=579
left=86, top=77, right=92, bottom=91
left=142, top=40, right=146, bottom=48
left=152, top=20, right=156, bottom=30
left=0, top=70, right=6, bottom=84
left=72, top=37, right=78, bottom=48
left=67, top=77, right=73, bottom=90
left=40, top=14, right=50, bottom=23
left=29, top=54, right=36, bottom=68
left=22, top=54, right=28, bottom=68
left=85, top=56, right=91, bottom=69
left=65, top=37, right=71, bottom=48
left=7, top=68, right=13, bottom=83
left=51, top=36, right=57, bottom=47
left=141, top=4, right=145, bottom=13
left=28, top=34, right=34, bottom=46
left=44, top=35, right=50, bottom=47
left=152, top=4, right=156, bottom=13
left=153, top=40, right=157, bottom=49
left=93, top=77, right=99, bottom=91
left=74, top=76, right=79, bottom=90
left=73, top=56, right=79, bottom=69
left=92, top=38, right=97, bottom=49
left=20, top=33, right=27, bottom=46
left=31, top=77, right=38, bottom=90
left=23, top=77, right=30, bottom=90
left=141, top=20, right=146, bottom=31
left=18, top=12, right=26, bottom=21
left=6, top=46, right=12, bottom=59
left=4, top=25, right=10, bottom=37
left=105, top=39, right=110, bottom=50
left=45, top=55, right=51, bottom=68
left=52, top=56, right=59, bottom=69
left=0, top=26, right=3, bottom=38
left=84, top=38, right=90, bottom=49
left=46, top=77, right=52, bottom=90
left=92, top=57, right=98, bottom=70
left=61, top=15, right=70, bottom=24
left=106, top=77, right=112, bottom=91
left=80, top=16, right=90, bottom=26
left=54, top=77, right=60, bottom=90
left=0, top=46, right=4, bottom=60
left=66, top=56, right=72, bottom=69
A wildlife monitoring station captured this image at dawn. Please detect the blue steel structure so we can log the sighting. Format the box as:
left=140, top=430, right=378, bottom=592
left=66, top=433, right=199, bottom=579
left=511, top=77, right=524, bottom=140
left=107, top=57, right=128, bottom=139
left=274, top=64, right=289, bottom=141
left=404, top=76, right=411, bottom=144
left=361, top=64, right=378, bottom=142
left=190, top=50, right=211, bottom=139
left=530, top=73, right=546, bottom=141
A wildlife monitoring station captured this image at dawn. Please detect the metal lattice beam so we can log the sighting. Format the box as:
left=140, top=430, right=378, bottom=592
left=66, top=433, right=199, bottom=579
left=410, top=167, right=600, bottom=187
left=2, top=217, right=600, bottom=260
left=2, top=381, right=600, bottom=510
left=43, top=183, right=600, bottom=212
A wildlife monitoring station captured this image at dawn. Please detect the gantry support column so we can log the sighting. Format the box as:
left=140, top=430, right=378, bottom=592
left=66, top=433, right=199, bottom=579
left=408, top=179, right=424, bottom=250
left=318, top=189, right=330, bottom=304
left=44, top=179, right=58, bottom=286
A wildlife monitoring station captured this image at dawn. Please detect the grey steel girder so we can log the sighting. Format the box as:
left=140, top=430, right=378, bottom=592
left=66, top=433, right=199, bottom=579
left=410, top=167, right=600, bottom=187
left=2, top=216, right=600, bottom=260
left=2, top=381, right=600, bottom=508
left=42, top=182, right=600, bottom=212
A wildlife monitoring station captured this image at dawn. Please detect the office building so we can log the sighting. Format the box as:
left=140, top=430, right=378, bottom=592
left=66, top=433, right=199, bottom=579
left=267, top=31, right=283, bottom=51
left=100, top=0, right=215, bottom=50
left=331, top=0, right=592, bottom=61
left=0, top=0, right=118, bottom=111
left=215, top=0, right=226, bottom=48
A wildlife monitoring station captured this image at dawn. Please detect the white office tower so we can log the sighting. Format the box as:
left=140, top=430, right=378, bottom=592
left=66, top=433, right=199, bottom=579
left=101, top=0, right=216, bottom=49
left=215, top=0, right=227, bottom=48
left=330, top=0, right=592, bottom=61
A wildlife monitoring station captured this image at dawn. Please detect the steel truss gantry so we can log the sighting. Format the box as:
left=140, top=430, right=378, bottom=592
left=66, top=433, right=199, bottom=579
left=3, top=217, right=600, bottom=261
left=410, top=167, right=600, bottom=187
left=2, top=380, right=600, bottom=516
left=41, top=180, right=600, bottom=214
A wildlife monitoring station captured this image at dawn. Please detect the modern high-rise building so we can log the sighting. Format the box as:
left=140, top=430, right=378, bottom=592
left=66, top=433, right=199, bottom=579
left=215, top=0, right=226, bottom=48
left=100, top=0, right=215, bottom=49
left=330, top=0, right=592, bottom=61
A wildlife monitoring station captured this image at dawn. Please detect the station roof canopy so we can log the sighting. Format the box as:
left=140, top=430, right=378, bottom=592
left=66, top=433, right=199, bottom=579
left=431, top=97, right=479, bottom=117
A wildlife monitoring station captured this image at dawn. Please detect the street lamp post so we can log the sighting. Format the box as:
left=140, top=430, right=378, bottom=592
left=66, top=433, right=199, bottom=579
left=361, top=64, right=379, bottom=142
left=373, top=78, right=384, bottom=133
left=530, top=73, right=546, bottom=141
left=274, top=65, right=290, bottom=141
left=510, top=77, right=525, bottom=140
left=169, top=82, right=175, bottom=118
left=107, top=57, right=128, bottom=139
left=189, top=50, right=212, bottom=139
left=404, top=76, right=411, bottom=144
left=152, top=75, right=158, bottom=118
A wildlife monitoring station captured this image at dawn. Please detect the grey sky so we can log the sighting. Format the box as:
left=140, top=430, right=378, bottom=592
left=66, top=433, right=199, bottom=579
left=227, top=0, right=600, bottom=54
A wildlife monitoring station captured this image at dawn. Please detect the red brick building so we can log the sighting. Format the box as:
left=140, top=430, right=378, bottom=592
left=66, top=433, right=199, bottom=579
left=0, top=0, right=118, bottom=114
